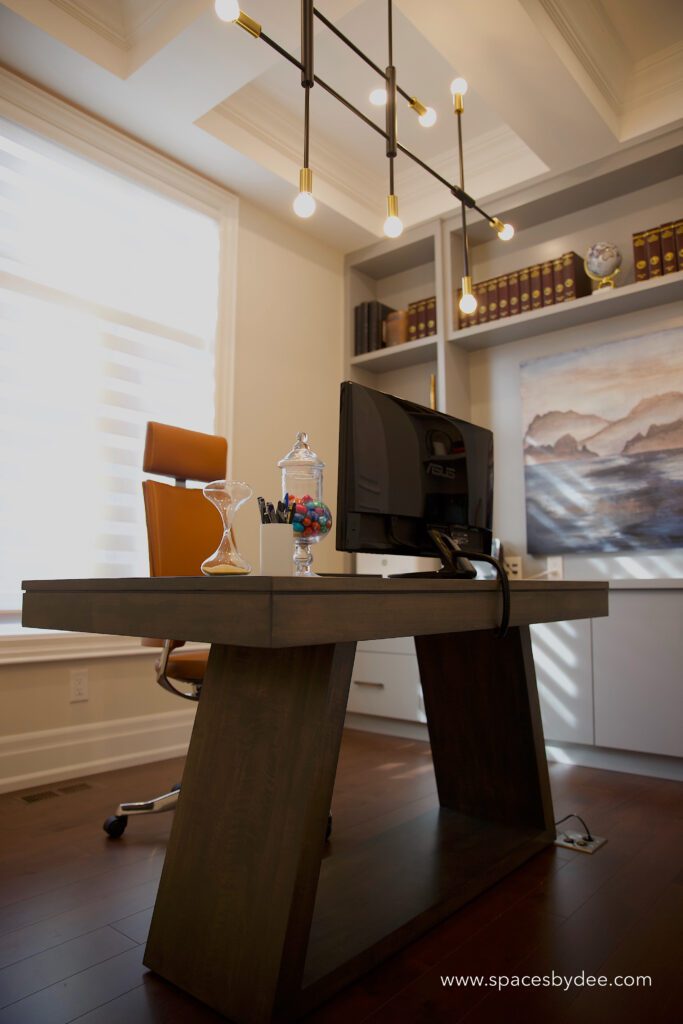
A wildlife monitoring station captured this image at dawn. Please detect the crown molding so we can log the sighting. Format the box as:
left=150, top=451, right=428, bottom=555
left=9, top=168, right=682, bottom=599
left=49, top=0, right=126, bottom=47
left=199, top=86, right=385, bottom=220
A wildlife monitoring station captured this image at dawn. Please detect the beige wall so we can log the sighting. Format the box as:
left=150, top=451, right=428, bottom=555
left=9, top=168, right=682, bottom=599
left=0, top=199, right=346, bottom=789
left=231, top=200, right=346, bottom=575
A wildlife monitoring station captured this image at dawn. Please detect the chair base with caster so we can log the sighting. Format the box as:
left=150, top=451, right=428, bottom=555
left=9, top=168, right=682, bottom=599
left=103, top=782, right=181, bottom=839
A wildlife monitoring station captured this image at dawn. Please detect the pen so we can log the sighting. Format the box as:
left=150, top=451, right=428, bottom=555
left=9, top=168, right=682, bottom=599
left=257, top=496, right=267, bottom=524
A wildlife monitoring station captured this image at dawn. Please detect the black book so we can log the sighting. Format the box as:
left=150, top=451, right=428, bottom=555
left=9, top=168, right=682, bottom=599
left=367, top=300, right=395, bottom=351
left=354, top=303, right=364, bottom=355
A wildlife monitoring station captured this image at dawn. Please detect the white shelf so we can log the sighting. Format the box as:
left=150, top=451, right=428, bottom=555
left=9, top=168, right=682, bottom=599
left=350, top=335, right=438, bottom=373
left=449, top=271, right=683, bottom=351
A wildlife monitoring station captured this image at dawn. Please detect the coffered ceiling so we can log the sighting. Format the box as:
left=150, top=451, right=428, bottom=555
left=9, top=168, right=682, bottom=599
left=0, top=0, right=681, bottom=251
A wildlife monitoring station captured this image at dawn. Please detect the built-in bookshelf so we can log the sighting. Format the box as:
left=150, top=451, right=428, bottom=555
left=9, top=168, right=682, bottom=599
left=344, top=137, right=683, bottom=420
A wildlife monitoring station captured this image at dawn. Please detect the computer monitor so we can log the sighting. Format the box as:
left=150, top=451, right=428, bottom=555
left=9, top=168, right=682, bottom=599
left=336, top=381, right=493, bottom=560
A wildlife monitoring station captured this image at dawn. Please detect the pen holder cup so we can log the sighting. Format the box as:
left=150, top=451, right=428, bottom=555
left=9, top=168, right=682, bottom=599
left=259, top=523, right=295, bottom=577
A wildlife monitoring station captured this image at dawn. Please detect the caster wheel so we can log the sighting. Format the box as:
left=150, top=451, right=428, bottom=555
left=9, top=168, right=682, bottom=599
left=325, top=813, right=333, bottom=842
left=103, top=814, right=128, bottom=839
left=171, top=783, right=181, bottom=793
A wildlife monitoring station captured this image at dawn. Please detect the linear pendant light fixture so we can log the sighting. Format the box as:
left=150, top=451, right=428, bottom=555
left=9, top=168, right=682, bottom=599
left=214, top=0, right=515, bottom=250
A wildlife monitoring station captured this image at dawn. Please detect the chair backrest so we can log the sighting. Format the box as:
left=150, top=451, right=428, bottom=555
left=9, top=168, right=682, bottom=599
left=142, top=421, right=227, bottom=579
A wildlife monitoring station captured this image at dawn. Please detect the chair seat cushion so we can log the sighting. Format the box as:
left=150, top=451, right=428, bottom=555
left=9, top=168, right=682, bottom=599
left=165, top=649, right=209, bottom=682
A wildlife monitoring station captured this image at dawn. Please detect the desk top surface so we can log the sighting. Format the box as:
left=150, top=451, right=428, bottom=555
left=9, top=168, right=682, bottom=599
left=22, top=576, right=608, bottom=648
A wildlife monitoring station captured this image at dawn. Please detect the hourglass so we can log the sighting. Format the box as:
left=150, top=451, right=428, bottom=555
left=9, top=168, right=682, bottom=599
left=201, top=480, right=253, bottom=576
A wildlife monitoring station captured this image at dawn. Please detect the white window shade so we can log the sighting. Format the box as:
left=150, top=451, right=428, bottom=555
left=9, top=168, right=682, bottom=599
left=0, top=117, right=220, bottom=614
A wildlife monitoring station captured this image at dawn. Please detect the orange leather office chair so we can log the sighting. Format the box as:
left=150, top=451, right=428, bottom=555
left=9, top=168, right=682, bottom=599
left=102, top=421, right=226, bottom=838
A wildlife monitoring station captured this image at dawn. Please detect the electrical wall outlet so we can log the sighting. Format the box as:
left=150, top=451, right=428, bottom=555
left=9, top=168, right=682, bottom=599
left=69, top=668, right=89, bottom=703
left=547, top=556, right=564, bottom=580
left=504, top=555, right=523, bottom=580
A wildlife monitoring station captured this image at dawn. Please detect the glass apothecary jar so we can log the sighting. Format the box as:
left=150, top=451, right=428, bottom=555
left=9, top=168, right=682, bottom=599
left=278, top=432, right=332, bottom=577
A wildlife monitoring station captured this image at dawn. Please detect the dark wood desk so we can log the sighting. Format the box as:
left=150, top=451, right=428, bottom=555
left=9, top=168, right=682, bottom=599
left=23, top=576, right=608, bottom=1023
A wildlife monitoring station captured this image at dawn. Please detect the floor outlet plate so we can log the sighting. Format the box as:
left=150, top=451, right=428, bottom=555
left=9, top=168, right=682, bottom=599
left=554, top=831, right=607, bottom=854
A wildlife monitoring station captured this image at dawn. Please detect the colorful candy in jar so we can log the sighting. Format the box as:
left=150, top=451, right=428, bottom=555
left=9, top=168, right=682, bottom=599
left=290, top=494, right=333, bottom=538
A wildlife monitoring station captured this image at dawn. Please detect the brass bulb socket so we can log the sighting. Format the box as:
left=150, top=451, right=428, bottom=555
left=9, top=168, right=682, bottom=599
left=387, top=194, right=399, bottom=218
left=409, top=97, right=428, bottom=117
left=461, top=275, right=473, bottom=297
left=236, top=10, right=261, bottom=37
left=490, top=216, right=504, bottom=233
left=299, top=167, right=313, bottom=193
left=453, top=93, right=464, bottom=114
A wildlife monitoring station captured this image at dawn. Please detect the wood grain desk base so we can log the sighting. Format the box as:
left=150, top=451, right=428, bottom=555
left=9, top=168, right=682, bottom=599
left=22, top=578, right=607, bottom=1022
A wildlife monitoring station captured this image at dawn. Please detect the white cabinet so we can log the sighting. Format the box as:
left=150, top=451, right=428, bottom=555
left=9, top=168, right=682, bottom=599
left=531, top=620, right=594, bottom=745
left=349, top=640, right=424, bottom=723
left=592, top=590, right=683, bottom=758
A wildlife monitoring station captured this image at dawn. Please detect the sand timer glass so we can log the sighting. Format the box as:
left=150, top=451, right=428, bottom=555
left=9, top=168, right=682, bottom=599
left=278, top=432, right=332, bottom=577
left=200, top=480, right=253, bottom=575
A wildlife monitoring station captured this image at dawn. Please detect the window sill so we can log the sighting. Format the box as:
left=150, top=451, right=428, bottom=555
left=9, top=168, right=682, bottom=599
left=0, top=629, right=208, bottom=666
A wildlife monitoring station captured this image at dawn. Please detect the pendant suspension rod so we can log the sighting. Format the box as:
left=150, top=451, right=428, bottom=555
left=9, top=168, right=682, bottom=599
left=388, top=0, right=393, bottom=66
left=259, top=28, right=495, bottom=223
left=304, top=85, right=310, bottom=167
left=456, top=108, right=470, bottom=278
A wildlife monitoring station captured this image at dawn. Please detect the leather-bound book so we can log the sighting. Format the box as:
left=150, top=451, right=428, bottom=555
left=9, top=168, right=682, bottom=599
left=487, top=279, right=499, bottom=321
left=508, top=271, right=520, bottom=317
left=675, top=219, right=683, bottom=272
left=384, top=310, right=408, bottom=346
left=632, top=230, right=649, bottom=281
left=541, top=261, right=554, bottom=307
left=476, top=281, right=489, bottom=324
left=562, top=252, right=591, bottom=300
left=645, top=227, right=662, bottom=278
left=660, top=223, right=677, bottom=274
left=416, top=299, right=427, bottom=339
left=519, top=267, right=531, bottom=313
left=354, top=303, right=364, bottom=355
left=408, top=302, right=418, bottom=341
left=530, top=265, right=542, bottom=309
left=426, top=296, right=437, bottom=336
left=552, top=257, right=565, bottom=304
left=497, top=276, right=509, bottom=319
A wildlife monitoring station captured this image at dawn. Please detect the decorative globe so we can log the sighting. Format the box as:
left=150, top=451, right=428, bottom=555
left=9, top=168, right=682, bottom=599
left=585, top=242, right=622, bottom=288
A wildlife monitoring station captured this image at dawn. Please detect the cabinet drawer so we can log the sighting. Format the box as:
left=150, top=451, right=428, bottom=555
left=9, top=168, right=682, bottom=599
left=349, top=651, right=422, bottom=722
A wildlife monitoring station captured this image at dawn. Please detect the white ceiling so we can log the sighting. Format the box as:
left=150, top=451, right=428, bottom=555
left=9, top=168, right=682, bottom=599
left=0, top=0, right=681, bottom=251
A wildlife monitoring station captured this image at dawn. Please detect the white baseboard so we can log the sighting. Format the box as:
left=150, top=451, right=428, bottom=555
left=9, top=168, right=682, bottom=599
left=344, top=713, right=683, bottom=781
left=0, top=708, right=197, bottom=794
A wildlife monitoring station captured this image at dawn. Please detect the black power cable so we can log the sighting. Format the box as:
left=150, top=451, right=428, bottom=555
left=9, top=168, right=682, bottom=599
left=428, top=529, right=510, bottom=639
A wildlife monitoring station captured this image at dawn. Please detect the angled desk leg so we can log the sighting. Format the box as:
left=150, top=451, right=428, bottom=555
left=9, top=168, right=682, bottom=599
left=415, top=626, right=555, bottom=833
left=144, top=640, right=357, bottom=1024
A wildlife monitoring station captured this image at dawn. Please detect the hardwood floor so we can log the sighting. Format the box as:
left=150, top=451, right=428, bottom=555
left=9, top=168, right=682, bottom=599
left=0, top=729, right=680, bottom=1024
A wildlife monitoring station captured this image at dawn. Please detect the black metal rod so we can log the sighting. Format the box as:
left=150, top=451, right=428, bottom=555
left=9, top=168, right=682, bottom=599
left=388, top=0, right=393, bottom=66
left=304, top=85, right=310, bottom=168
left=259, top=27, right=496, bottom=223
left=313, top=7, right=414, bottom=105
left=386, top=65, right=397, bottom=159
left=301, top=0, right=314, bottom=87
left=456, top=109, right=470, bottom=278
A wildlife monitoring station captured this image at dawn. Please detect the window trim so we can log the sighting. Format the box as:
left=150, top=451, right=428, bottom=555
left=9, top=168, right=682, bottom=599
left=0, top=66, right=238, bottom=661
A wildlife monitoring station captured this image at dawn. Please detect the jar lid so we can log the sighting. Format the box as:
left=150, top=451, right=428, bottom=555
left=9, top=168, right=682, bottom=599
left=277, top=431, right=325, bottom=469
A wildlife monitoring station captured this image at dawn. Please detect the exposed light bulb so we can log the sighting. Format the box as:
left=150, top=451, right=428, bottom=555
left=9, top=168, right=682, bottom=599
left=214, top=0, right=240, bottom=22
left=370, top=88, right=387, bottom=106
left=449, top=77, right=469, bottom=97
left=459, top=290, right=478, bottom=315
left=418, top=106, right=437, bottom=128
left=498, top=222, right=515, bottom=241
left=384, top=215, right=403, bottom=238
left=293, top=191, right=316, bottom=219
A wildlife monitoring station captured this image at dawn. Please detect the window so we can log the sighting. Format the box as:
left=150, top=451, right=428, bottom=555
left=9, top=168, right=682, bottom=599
left=0, top=117, right=222, bottom=617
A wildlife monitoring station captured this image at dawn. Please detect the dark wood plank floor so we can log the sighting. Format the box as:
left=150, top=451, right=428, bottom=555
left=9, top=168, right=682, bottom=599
left=0, top=729, right=680, bottom=1024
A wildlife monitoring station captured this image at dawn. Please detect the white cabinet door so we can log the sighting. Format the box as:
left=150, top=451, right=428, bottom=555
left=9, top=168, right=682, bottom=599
left=531, top=620, right=594, bottom=745
left=349, top=651, right=422, bottom=722
left=593, top=591, right=683, bottom=757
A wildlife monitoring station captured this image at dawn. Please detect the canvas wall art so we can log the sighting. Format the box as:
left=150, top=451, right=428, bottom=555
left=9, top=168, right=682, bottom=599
left=520, top=328, right=683, bottom=554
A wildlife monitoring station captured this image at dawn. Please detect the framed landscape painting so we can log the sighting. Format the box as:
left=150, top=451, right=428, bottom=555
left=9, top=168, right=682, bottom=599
left=520, top=328, right=683, bottom=554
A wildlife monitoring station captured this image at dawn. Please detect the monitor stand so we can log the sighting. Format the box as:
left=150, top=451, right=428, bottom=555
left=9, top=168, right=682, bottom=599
left=388, top=529, right=477, bottom=580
